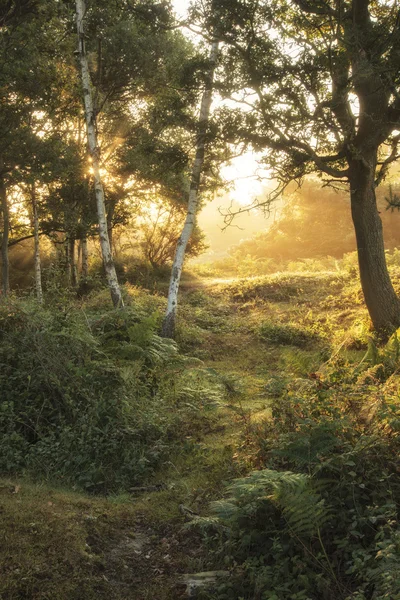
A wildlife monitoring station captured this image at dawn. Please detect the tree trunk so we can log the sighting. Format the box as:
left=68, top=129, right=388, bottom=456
left=31, top=183, right=43, bottom=303
left=75, top=0, right=123, bottom=308
left=162, top=39, right=219, bottom=338
left=69, top=237, right=77, bottom=287
left=77, top=239, right=82, bottom=273
left=107, top=198, right=116, bottom=254
left=349, top=157, right=400, bottom=334
left=81, top=234, right=89, bottom=278
left=65, top=236, right=70, bottom=279
left=0, top=174, right=10, bottom=297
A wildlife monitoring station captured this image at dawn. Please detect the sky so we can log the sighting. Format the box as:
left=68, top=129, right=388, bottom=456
left=172, top=0, right=189, bottom=19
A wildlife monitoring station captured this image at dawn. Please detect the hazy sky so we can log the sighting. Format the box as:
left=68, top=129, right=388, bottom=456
left=172, top=0, right=188, bottom=19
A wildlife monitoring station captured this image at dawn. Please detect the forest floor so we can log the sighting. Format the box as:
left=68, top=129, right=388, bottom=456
left=0, top=269, right=371, bottom=599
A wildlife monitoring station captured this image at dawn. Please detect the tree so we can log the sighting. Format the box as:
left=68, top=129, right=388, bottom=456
left=0, top=0, right=80, bottom=295
left=75, top=0, right=124, bottom=308
left=0, top=158, right=9, bottom=296
left=162, top=38, right=219, bottom=338
left=212, top=0, right=400, bottom=334
left=0, top=0, right=220, bottom=298
left=139, top=198, right=207, bottom=268
left=73, top=0, right=206, bottom=302
left=30, top=183, right=43, bottom=302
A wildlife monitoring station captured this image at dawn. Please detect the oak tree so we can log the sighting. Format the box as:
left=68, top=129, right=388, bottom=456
left=214, top=0, right=400, bottom=333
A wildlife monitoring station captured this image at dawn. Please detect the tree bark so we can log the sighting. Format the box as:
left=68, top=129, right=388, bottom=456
left=349, top=155, right=400, bottom=334
left=31, top=183, right=43, bottom=303
left=69, top=236, right=77, bottom=287
left=75, top=0, right=123, bottom=308
left=107, top=197, right=116, bottom=254
left=0, top=173, right=10, bottom=297
left=77, top=239, right=82, bottom=273
left=81, top=234, right=89, bottom=278
left=162, top=39, right=219, bottom=338
left=64, top=235, right=71, bottom=280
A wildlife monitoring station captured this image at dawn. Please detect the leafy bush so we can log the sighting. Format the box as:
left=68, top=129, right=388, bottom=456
left=198, top=365, right=400, bottom=600
left=0, top=300, right=215, bottom=492
left=259, top=320, right=320, bottom=348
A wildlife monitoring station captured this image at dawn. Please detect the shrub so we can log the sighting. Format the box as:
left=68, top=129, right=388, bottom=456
left=259, top=321, right=319, bottom=348
left=198, top=365, right=400, bottom=600
left=0, top=300, right=215, bottom=493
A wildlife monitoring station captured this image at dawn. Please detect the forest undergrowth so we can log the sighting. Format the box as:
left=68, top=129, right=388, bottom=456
left=1, top=262, right=400, bottom=599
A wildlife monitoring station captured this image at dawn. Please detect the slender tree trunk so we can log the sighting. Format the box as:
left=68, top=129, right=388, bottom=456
left=31, top=183, right=43, bottom=303
left=65, top=236, right=70, bottom=279
left=162, top=39, right=219, bottom=338
left=81, top=234, right=89, bottom=278
left=107, top=198, right=116, bottom=254
left=0, top=173, right=10, bottom=297
left=77, top=239, right=82, bottom=273
left=349, top=155, right=400, bottom=334
left=69, top=237, right=77, bottom=287
left=75, top=0, right=123, bottom=308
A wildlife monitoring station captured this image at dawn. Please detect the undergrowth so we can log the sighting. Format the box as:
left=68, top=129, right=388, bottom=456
left=194, top=348, right=400, bottom=600
left=0, top=299, right=223, bottom=493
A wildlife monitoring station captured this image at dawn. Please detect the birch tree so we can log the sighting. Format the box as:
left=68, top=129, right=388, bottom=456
left=162, top=39, right=219, bottom=338
left=31, top=184, right=43, bottom=303
left=75, top=0, right=124, bottom=308
left=0, top=169, right=9, bottom=297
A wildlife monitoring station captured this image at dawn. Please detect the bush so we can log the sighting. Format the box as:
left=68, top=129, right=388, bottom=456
left=0, top=300, right=215, bottom=493
left=198, top=364, right=400, bottom=600
left=259, top=321, right=319, bottom=348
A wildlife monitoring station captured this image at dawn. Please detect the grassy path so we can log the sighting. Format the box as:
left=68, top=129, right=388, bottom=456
left=0, top=272, right=353, bottom=599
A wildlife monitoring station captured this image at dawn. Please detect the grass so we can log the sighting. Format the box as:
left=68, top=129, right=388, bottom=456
left=0, top=480, right=139, bottom=600
left=0, top=267, right=390, bottom=599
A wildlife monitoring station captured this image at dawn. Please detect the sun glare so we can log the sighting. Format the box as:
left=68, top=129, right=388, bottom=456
left=221, top=153, right=270, bottom=206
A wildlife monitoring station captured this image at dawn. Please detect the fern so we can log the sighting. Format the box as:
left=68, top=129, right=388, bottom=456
left=212, top=469, right=330, bottom=538
left=357, top=330, right=400, bottom=379
left=99, top=310, right=180, bottom=366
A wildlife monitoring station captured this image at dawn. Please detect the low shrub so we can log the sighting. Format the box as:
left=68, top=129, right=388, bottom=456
left=197, top=363, right=400, bottom=600
left=0, top=300, right=217, bottom=493
left=259, top=320, right=319, bottom=348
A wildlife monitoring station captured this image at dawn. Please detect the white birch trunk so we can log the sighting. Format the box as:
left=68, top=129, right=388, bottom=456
left=75, top=0, right=123, bottom=308
left=162, top=39, right=219, bottom=338
left=0, top=163, right=9, bottom=297
left=31, top=183, right=43, bottom=303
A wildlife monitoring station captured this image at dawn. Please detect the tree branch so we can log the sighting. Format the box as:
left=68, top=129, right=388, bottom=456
left=7, top=231, right=47, bottom=247
left=375, top=133, right=400, bottom=187
left=293, top=0, right=338, bottom=18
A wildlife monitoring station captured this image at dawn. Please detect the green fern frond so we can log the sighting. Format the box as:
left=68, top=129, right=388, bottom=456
left=381, top=329, right=400, bottom=369
left=211, top=500, right=239, bottom=521
left=362, top=338, right=379, bottom=366
left=212, top=469, right=330, bottom=538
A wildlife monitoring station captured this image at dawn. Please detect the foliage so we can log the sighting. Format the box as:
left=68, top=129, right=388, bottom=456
left=259, top=320, right=320, bottom=348
left=228, top=181, right=400, bottom=265
left=0, top=299, right=217, bottom=492
left=197, top=358, right=400, bottom=600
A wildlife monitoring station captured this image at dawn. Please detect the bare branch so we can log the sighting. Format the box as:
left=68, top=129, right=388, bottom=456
left=375, top=133, right=400, bottom=187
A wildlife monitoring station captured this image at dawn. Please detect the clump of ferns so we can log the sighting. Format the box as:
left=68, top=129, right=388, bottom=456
left=187, top=469, right=329, bottom=560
